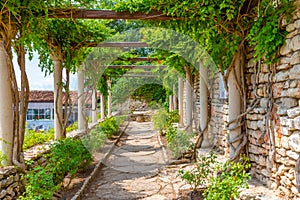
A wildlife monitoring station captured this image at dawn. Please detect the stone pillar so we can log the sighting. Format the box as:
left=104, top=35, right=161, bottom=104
left=185, top=68, right=193, bottom=133
left=77, top=69, right=86, bottom=131
left=107, top=79, right=112, bottom=117
left=169, top=95, right=173, bottom=112
left=100, top=94, right=105, bottom=120
left=228, top=55, right=242, bottom=160
left=0, top=41, right=13, bottom=165
left=53, top=58, right=63, bottom=139
left=178, top=77, right=184, bottom=127
left=92, top=87, right=98, bottom=123
left=173, top=84, right=178, bottom=110
left=200, top=66, right=211, bottom=147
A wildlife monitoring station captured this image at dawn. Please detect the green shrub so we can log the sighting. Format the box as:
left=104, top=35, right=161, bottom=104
left=23, top=129, right=54, bottom=150
left=204, top=156, right=251, bottom=200
left=81, top=126, right=106, bottom=152
left=166, top=126, right=177, bottom=144
left=167, top=129, right=193, bottom=158
left=152, top=109, right=179, bottom=134
left=20, top=138, right=92, bottom=199
left=66, top=121, right=78, bottom=133
left=99, top=117, right=118, bottom=138
left=178, top=151, right=217, bottom=191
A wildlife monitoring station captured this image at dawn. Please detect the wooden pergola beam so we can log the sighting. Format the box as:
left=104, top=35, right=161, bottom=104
left=49, top=9, right=184, bottom=20
left=119, top=57, right=158, bottom=62
left=107, top=65, right=166, bottom=69
left=97, top=42, right=148, bottom=48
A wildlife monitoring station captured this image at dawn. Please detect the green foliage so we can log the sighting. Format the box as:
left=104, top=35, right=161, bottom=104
left=152, top=109, right=179, bottom=133
left=166, top=126, right=177, bottom=144
left=167, top=129, right=193, bottom=158
left=132, top=83, right=167, bottom=104
left=23, top=129, right=54, bottom=150
left=20, top=138, right=92, bottom=199
left=0, top=151, right=7, bottom=167
left=178, top=151, right=217, bottom=191
left=82, top=116, right=121, bottom=152
left=204, top=156, right=251, bottom=200
left=66, top=121, right=78, bottom=133
left=248, top=0, right=292, bottom=63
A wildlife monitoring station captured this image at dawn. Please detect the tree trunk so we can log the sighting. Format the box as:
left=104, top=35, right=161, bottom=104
left=0, top=40, right=13, bottom=165
left=200, top=66, right=210, bottom=147
left=53, top=58, right=63, bottom=139
left=178, top=77, right=184, bottom=127
left=107, top=79, right=112, bottom=117
left=100, top=94, right=105, bottom=120
left=184, top=66, right=193, bottom=134
left=92, top=86, right=98, bottom=123
left=77, top=69, right=86, bottom=131
left=228, top=52, right=242, bottom=160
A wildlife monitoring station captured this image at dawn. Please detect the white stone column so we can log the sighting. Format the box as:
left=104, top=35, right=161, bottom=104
left=178, top=77, right=184, bottom=127
left=0, top=41, right=13, bottom=165
left=53, top=58, right=63, bottom=139
left=92, top=87, right=98, bottom=123
left=100, top=94, right=105, bottom=120
left=228, top=56, right=242, bottom=160
left=200, top=66, right=210, bottom=147
left=169, top=95, right=173, bottom=112
left=107, top=79, right=112, bottom=117
left=77, top=69, right=86, bottom=131
left=185, top=69, right=193, bottom=133
left=173, top=84, right=178, bottom=110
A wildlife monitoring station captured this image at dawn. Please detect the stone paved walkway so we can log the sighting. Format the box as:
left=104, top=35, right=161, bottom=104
left=82, top=121, right=186, bottom=200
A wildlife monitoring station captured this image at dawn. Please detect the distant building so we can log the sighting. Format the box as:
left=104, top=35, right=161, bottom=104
left=26, top=90, right=99, bottom=131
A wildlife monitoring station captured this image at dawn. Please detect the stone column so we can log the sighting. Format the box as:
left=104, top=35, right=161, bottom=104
left=185, top=68, right=193, bottom=133
left=169, top=95, right=174, bottom=112
left=53, top=57, right=63, bottom=139
left=178, top=77, right=184, bottom=127
left=100, top=94, right=105, bottom=120
left=200, top=66, right=210, bottom=147
left=173, top=84, right=178, bottom=110
left=92, top=87, right=98, bottom=123
left=107, top=79, right=112, bottom=117
left=77, top=69, right=86, bottom=131
left=0, top=41, right=13, bottom=165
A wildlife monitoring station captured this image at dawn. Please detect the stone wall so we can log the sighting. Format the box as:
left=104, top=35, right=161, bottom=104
left=0, top=167, right=22, bottom=199
left=245, top=5, right=300, bottom=198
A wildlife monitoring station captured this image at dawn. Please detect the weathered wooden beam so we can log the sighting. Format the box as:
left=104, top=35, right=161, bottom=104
left=98, top=42, right=148, bottom=48
left=119, top=57, right=158, bottom=62
left=49, top=9, right=183, bottom=20
left=107, top=65, right=166, bottom=69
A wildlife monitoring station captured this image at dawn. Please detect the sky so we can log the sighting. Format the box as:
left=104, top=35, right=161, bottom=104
left=13, top=52, right=78, bottom=91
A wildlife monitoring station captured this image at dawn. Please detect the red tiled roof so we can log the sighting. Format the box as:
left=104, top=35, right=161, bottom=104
left=27, top=90, right=99, bottom=105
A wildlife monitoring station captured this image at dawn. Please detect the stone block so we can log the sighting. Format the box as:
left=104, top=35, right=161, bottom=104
left=287, top=23, right=296, bottom=32
left=279, top=56, right=291, bottom=64
left=275, top=71, right=290, bottom=82
left=276, top=63, right=292, bottom=70
left=290, top=80, right=299, bottom=88
left=288, top=108, right=300, bottom=120
left=282, top=136, right=290, bottom=149
left=286, top=150, right=299, bottom=160
left=272, top=82, right=284, bottom=98
left=292, top=35, right=300, bottom=51
left=259, top=156, right=266, bottom=166
left=288, top=88, right=300, bottom=98
left=290, top=64, right=300, bottom=80
left=281, top=98, right=298, bottom=109
left=277, top=148, right=287, bottom=156
left=291, top=51, right=300, bottom=65
left=280, top=38, right=292, bottom=55
left=262, top=168, right=271, bottom=177
left=294, top=116, right=300, bottom=130
left=280, top=175, right=292, bottom=187
left=288, top=131, right=300, bottom=152
left=287, top=29, right=300, bottom=39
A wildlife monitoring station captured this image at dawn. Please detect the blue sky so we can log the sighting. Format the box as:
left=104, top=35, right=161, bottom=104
left=13, top=52, right=78, bottom=91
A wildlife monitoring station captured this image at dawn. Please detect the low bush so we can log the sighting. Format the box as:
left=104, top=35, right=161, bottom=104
left=23, top=129, right=54, bottom=150
left=20, top=138, right=92, bottom=200
left=66, top=121, right=78, bottom=133
left=152, top=109, right=179, bottom=134
left=178, top=153, right=251, bottom=200
left=167, top=129, right=193, bottom=158
left=99, top=117, right=119, bottom=138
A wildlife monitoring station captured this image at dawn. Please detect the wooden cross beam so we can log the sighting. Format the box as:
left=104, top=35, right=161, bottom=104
left=49, top=9, right=184, bottom=20
left=98, top=42, right=148, bottom=48
left=107, top=65, right=166, bottom=69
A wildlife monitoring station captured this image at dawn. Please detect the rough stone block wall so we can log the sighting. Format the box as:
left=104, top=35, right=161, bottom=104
left=245, top=6, right=300, bottom=198
left=209, top=73, right=229, bottom=155
left=0, top=167, right=22, bottom=199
